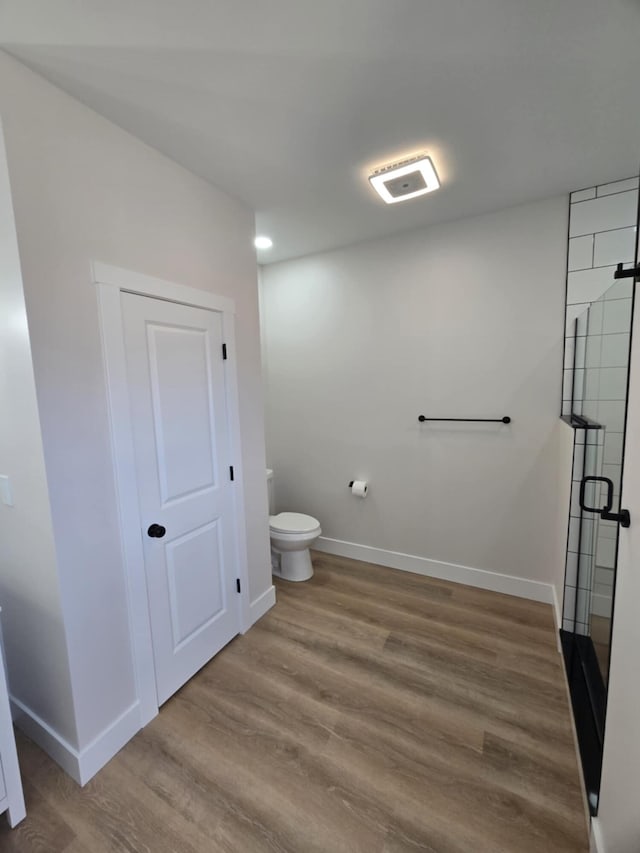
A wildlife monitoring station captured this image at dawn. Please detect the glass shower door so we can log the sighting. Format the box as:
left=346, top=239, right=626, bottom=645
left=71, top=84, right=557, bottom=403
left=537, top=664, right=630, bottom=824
left=562, top=273, right=635, bottom=811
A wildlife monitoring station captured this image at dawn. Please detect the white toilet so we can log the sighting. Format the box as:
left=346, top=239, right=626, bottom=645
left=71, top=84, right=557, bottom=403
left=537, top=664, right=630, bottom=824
left=267, top=469, right=321, bottom=582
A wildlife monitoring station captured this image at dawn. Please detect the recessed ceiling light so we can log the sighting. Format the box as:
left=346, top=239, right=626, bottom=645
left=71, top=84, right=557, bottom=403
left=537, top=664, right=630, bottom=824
left=369, top=154, right=440, bottom=204
left=254, top=236, right=273, bottom=250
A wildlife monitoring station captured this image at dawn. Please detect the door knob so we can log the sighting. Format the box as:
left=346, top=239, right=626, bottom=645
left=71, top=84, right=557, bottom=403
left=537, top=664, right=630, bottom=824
left=147, top=524, right=166, bottom=538
left=579, top=476, right=631, bottom=528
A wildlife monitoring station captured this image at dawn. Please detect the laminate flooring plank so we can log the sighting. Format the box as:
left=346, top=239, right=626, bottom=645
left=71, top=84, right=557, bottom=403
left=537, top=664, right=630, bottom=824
left=1, top=551, right=588, bottom=853
left=0, top=778, right=76, bottom=853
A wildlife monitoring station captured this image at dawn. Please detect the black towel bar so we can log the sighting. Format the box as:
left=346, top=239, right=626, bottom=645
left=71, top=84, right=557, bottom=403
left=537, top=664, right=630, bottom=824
left=418, top=415, right=511, bottom=424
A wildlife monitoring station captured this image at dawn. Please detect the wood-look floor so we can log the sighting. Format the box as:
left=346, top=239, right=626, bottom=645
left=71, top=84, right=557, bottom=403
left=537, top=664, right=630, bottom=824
left=0, top=552, right=588, bottom=852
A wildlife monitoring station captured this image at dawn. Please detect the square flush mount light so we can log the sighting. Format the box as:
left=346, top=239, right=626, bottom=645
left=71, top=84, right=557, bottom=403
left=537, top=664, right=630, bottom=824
left=369, top=154, right=440, bottom=204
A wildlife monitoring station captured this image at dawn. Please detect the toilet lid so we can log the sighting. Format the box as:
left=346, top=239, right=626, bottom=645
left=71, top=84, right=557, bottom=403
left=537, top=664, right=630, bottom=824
left=269, top=512, right=320, bottom=534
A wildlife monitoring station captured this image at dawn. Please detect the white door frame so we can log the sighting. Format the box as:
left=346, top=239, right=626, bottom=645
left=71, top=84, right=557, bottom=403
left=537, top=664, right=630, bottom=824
left=91, top=261, right=251, bottom=726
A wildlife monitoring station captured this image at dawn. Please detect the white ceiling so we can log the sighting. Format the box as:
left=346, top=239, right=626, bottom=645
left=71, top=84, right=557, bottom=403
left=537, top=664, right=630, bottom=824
left=1, top=0, right=639, bottom=263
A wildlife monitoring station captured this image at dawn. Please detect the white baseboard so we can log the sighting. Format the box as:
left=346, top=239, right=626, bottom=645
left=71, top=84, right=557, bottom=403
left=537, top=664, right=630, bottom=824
left=315, top=537, right=555, bottom=605
left=590, top=817, right=606, bottom=853
left=11, top=695, right=81, bottom=783
left=76, top=701, right=141, bottom=785
left=248, top=584, right=276, bottom=627
left=11, top=695, right=141, bottom=786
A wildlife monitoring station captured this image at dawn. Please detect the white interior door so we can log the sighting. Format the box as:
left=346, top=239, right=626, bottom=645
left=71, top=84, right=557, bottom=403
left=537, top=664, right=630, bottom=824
left=121, top=292, right=239, bottom=705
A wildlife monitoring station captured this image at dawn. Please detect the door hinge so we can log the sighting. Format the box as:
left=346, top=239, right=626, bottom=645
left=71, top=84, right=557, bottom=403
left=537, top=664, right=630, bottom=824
left=222, top=343, right=228, bottom=360
left=236, top=578, right=241, bottom=593
left=229, top=465, right=235, bottom=481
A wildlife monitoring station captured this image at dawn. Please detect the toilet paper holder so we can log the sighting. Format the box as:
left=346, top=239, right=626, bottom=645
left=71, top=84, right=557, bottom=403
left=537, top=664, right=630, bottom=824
left=348, top=480, right=369, bottom=497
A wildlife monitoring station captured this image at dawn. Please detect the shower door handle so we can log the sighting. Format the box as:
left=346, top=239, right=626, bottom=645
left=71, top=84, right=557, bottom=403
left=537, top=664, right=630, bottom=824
left=579, top=476, right=631, bottom=528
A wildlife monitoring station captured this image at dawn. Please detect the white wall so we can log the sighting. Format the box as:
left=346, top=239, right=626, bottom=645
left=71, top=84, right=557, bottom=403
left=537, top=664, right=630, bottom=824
left=593, top=256, right=640, bottom=853
left=261, top=197, right=570, bottom=595
left=0, top=51, right=271, bottom=758
left=0, top=122, right=77, bottom=746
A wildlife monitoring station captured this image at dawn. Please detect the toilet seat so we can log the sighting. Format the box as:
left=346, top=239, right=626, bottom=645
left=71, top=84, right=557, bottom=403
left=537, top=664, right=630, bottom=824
left=269, top=512, right=320, bottom=535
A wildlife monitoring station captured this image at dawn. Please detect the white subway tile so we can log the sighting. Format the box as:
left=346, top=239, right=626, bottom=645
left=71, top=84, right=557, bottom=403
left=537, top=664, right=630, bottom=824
left=589, top=424, right=604, bottom=444
left=562, top=368, right=584, bottom=402
left=568, top=235, right=594, bottom=271
left=604, top=432, right=624, bottom=464
left=565, top=551, right=579, bottom=587
left=568, top=517, right=581, bottom=552
left=596, top=537, right=616, bottom=569
left=570, top=487, right=583, bottom=518
left=598, top=519, right=618, bottom=540
left=602, top=463, right=622, bottom=489
left=573, top=446, right=584, bottom=482
left=597, top=367, right=628, bottom=400
left=584, top=443, right=601, bottom=478
left=564, top=337, right=576, bottom=369
left=596, top=177, right=639, bottom=196
left=571, top=187, right=596, bottom=203
left=587, top=302, right=604, bottom=334
left=585, top=335, right=602, bottom=369
left=563, top=585, right=576, bottom=618
left=577, top=560, right=593, bottom=588
left=566, top=304, right=590, bottom=334
left=603, top=298, right=633, bottom=334
left=581, top=518, right=595, bottom=550
left=593, top=227, right=637, bottom=267
left=569, top=191, right=638, bottom=237
left=593, top=589, right=613, bottom=609
left=594, top=565, right=614, bottom=586
left=604, top=279, right=633, bottom=301
left=586, top=333, right=629, bottom=369
left=567, top=266, right=618, bottom=305
left=576, top=588, right=592, bottom=623
left=600, top=333, right=630, bottom=368
left=584, top=368, right=600, bottom=401
left=597, top=400, right=626, bottom=431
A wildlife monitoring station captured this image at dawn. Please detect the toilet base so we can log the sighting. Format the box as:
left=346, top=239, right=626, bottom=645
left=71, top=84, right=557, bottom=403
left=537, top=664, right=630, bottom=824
left=271, top=547, right=314, bottom=582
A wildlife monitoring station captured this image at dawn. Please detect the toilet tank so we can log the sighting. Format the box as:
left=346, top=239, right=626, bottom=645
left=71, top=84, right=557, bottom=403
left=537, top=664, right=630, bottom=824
left=266, top=468, right=274, bottom=515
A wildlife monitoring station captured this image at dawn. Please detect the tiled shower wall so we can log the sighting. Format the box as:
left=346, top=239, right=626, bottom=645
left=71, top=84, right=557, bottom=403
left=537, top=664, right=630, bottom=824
left=562, top=176, right=638, bottom=633
left=563, top=175, right=638, bottom=416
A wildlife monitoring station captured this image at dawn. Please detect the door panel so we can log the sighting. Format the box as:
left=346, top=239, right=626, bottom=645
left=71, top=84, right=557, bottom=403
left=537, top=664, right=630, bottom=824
left=121, top=292, right=239, bottom=705
left=165, top=520, right=224, bottom=649
left=148, top=324, right=217, bottom=502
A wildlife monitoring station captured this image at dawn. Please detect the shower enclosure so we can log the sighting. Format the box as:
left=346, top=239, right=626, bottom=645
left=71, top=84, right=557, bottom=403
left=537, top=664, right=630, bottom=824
left=561, top=270, right=636, bottom=812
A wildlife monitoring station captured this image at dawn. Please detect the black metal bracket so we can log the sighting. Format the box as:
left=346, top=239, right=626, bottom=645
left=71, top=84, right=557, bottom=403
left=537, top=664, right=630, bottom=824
left=579, top=475, right=631, bottom=528
left=418, top=415, right=511, bottom=424
left=614, top=263, right=640, bottom=280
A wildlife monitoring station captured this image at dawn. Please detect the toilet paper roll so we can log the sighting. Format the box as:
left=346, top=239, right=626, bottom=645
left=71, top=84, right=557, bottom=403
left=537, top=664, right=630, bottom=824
left=350, top=480, right=368, bottom=498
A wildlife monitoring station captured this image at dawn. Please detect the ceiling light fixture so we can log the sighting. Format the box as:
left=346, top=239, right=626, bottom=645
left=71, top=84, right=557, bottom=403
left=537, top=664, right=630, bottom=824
left=254, top=236, right=273, bottom=250
left=369, top=154, right=440, bottom=204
